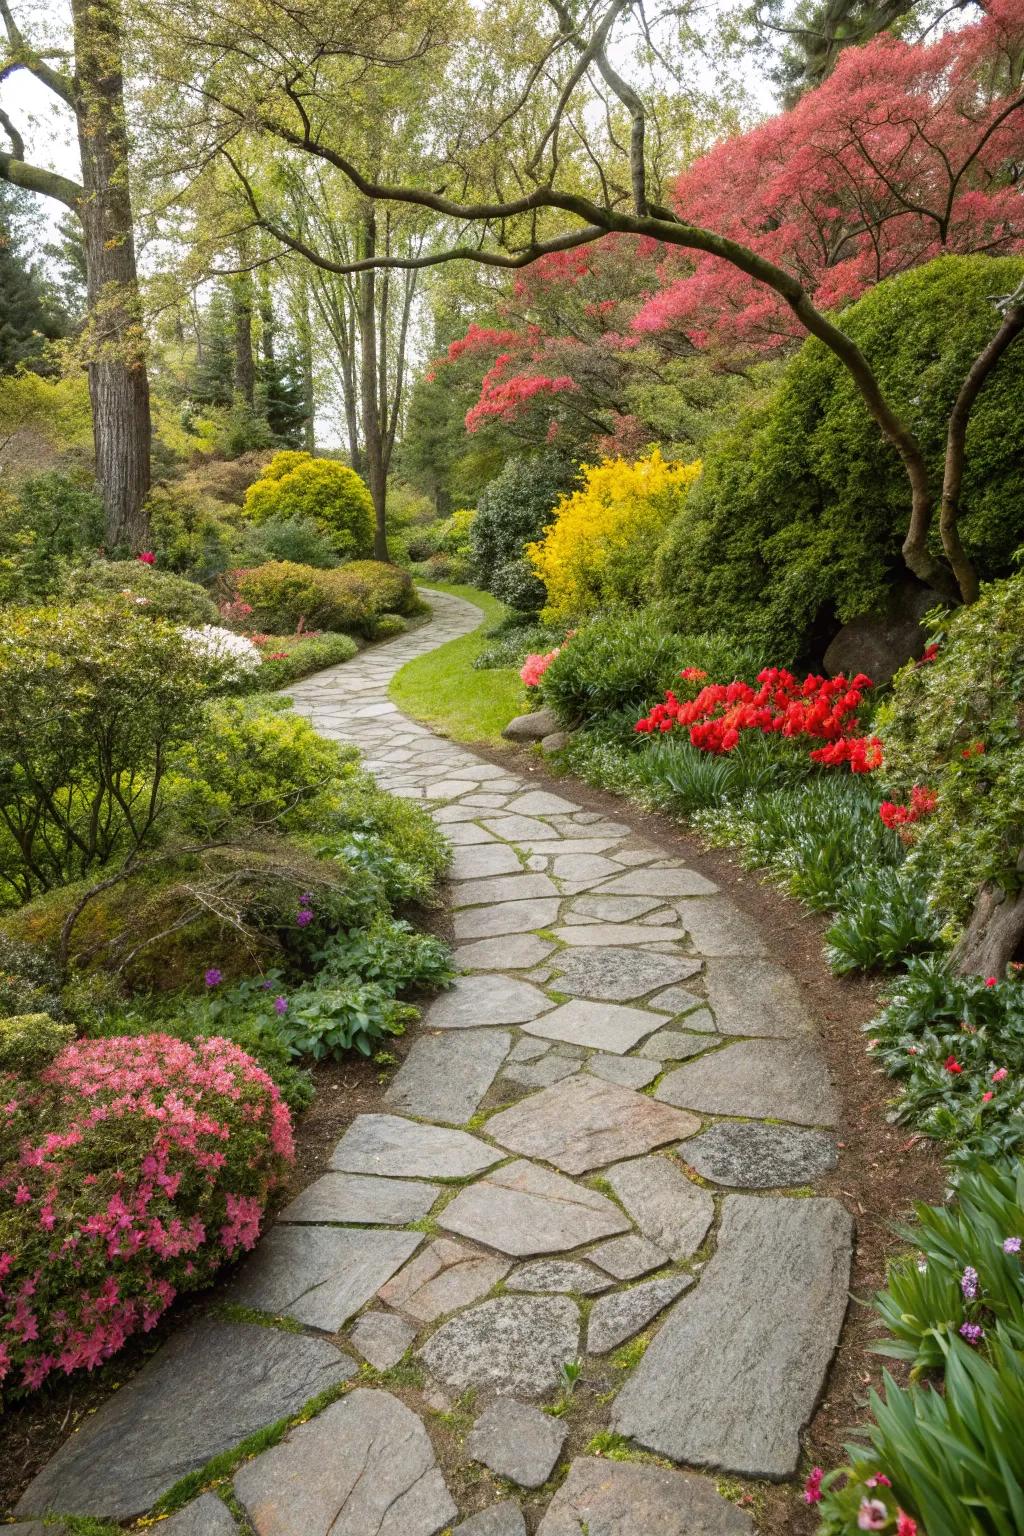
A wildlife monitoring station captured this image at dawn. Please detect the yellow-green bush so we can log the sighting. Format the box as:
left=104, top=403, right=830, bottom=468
left=244, top=451, right=374, bottom=558
left=0, top=1012, right=74, bottom=1072
left=235, top=559, right=416, bottom=636
left=527, top=448, right=701, bottom=623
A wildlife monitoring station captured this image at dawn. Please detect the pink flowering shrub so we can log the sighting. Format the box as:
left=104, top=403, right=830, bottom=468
left=0, top=1033, right=293, bottom=1396
left=520, top=648, right=561, bottom=687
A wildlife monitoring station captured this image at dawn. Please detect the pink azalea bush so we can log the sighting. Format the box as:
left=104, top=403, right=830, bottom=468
left=0, top=1033, right=293, bottom=1395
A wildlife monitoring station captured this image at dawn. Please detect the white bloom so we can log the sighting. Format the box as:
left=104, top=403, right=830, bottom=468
left=181, top=623, right=262, bottom=680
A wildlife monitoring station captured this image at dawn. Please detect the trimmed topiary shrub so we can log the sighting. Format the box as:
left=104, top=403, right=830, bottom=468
left=234, top=560, right=416, bottom=637
left=656, top=254, right=1024, bottom=659
left=61, top=559, right=219, bottom=625
left=0, top=1033, right=293, bottom=1394
left=470, top=453, right=576, bottom=607
left=332, top=560, right=418, bottom=617
left=243, top=451, right=374, bottom=558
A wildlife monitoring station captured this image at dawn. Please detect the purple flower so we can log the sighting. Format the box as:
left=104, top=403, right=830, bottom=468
left=1004, top=1237, right=1022, bottom=1254
left=274, top=996, right=288, bottom=1015
left=961, top=1265, right=979, bottom=1300
left=204, top=968, right=223, bottom=988
left=261, top=979, right=273, bottom=991
left=299, top=892, right=313, bottom=905
left=960, top=1321, right=984, bottom=1346
left=295, top=909, right=313, bottom=928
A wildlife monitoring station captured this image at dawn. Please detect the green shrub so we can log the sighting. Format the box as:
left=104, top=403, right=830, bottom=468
left=61, top=559, right=218, bottom=624
left=337, top=559, right=418, bottom=617
left=824, top=867, right=939, bottom=975
left=0, top=1011, right=73, bottom=1072
left=245, top=631, right=359, bottom=690
left=237, top=512, right=341, bottom=569
left=0, top=472, right=105, bottom=602
left=876, top=569, right=1024, bottom=933
left=235, top=560, right=415, bottom=636
left=367, top=613, right=407, bottom=642
left=244, top=451, right=374, bottom=558
left=145, top=484, right=239, bottom=583
left=470, top=453, right=576, bottom=607
left=657, top=255, right=1024, bottom=658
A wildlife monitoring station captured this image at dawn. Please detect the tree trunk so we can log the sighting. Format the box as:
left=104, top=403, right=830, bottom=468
left=70, top=0, right=151, bottom=551
left=358, top=209, right=389, bottom=560
left=953, top=858, right=1024, bottom=978
left=231, top=270, right=255, bottom=407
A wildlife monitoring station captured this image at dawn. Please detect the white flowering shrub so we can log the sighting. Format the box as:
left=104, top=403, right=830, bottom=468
left=181, top=624, right=262, bottom=683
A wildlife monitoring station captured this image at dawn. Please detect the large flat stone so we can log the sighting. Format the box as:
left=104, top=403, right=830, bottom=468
left=15, top=1321, right=354, bottom=1520
left=454, top=1502, right=527, bottom=1536
left=673, top=898, right=770, bottom=956
left=704, top=957, right=812, bottom=1036
left=522, top=998, right=667, bottom=1054
left=604, top=1155, right=714, bottom=1259
left=487, top=1075, right=699, bottom=1175
left=637, top=1029, right=712, bottom=1061
left=439, top=1159, right=629, bottom=1255
left=569, top=894, right=666, bottom=922
left=279, top=1172, right=439, bottom=1225
left=587, top=1233, right=668, bottom=1280
left=586, top=1272, right=694, bottom=1354
left=451, top=843, right=524, bottom=879
left=385, top=1029, right=510, bottom=1122
left=549, top=947, right=697, bottom=1003
left=379, top=1237, right=510, bottom=1323
left=467, top=1399, right=567, bottom=1488
left=684, top=1122, right=839, bottom=1188
left=349, top=1311, right=417, bottom=1370
left=451, top=873, right=558, bottom=907
left=585, top=1053, right=660, bottom=1089
left=421, top=1295, right=580, bottom=1397
left=655, top=1040, right=839, bottom=1126
left=424, top=975, right=552, bottom=1030
left=550, top=853, right=622, bottom=883
left=552, top=923, right=687, bottom=947
left=157, top=1495, right=238, bottom=1535
left=454, top=899, right=560, bottom=940
left=330, top=1114, right=502, bottom=1178
left=455, top=935, right=556, bottom=970
left=612, top=1195, right=854, bottom=1478
left=234, top=1389, right=456, bottom=1536
left=227, top=1226, right=420, bottom=1330
left=594, top=868, right=718, bottom=897
left=536, top=1458, right=753, bottom=1535
left=482, top=814, right=561, bottom=842
left=507, top=1259, right=612, bottom=1295
left=507, top=791, right=582, bottom=814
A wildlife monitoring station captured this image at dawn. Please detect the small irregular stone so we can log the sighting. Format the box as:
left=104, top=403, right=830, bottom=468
left=279, top=1172, right=440, bottom=1226
left=454, top=1503, right=527, bottom=1536
left=349, top=1311, right=417, bottom=1370
left=16, top=1320, right=354, bottom=1520
left=156, top=1495, right=238, bottom=1535
left=569, top=894, right=665, bottom=922
left=523, top=997, right=667, bottom=1054
left=604, top=1155, right=714, bottom=1260
left=612, top=1195, right=854, bottom=1478
left=550, top=853, right=621, bottom=883
left=506, top=1259, right=612, bottom=1295
left=451, top=843, right=524, bottom=879
left=439, top=1159, right=629, bottom=1255
left=455, top=935, right=556, bottom=970
left=552, top=923, right=686, bottom=948
left=424, top=975, right=553, bottom=1030
left=507, top=790, right=582, bottom=814
left=330, top=1113, right=502, bottom=1179
left=535, top=1457, right=753, bottom=1535
left=595, top=867, right=718, bottom=897
left=385, top=1029, right=510, bottom=1122
left=507, top=1035, right=550, bottom=1062
left=703, top=957, right=813, bottom=1037
left=421, top=1295, right=579, bottom=1398
left=379, top=1236, right=509, bottom=1323
left=467, top=1399, right=567, bottom=1488
left=451, top=872, right=558, bottom=908
left=655, top=1039, right=839, bottom=1126
left=227, top=1226, right=420, bottom=1330
left=501, top=1053, right=581, bottom=1090
left=234, top=1389, right=457, bottom=1536
left=503, top=705, right=560, bottom=741
left=683, top=1122, right=839, bottom=1188
left=453, top=898, right=561, bottom=940
left=587, top=1233, right=669, bottom=1280
left=487, top=1074, right=699, bottom=1175
left=585, top=1053, right=660, bottom=1089
left=637, top=1029, right=711, bottom=1061
left=587, top=1272, right=694, bottom=1354
left=548, top=946, right=697, bottom=1003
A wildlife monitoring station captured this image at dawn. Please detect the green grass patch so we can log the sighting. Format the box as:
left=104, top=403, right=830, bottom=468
left=389, top=584, right=525, bottom=744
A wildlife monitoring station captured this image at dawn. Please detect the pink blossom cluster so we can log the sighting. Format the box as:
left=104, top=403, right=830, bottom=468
left=520, top=649, right=561, bottom=688
left=0, top=1034, right=293, bottom=1394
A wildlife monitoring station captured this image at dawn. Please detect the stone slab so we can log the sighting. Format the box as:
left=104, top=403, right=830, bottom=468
left=612, top=1195, right=854, bottom=1478
left=683, top=1122, right=839, bottom=1188
left=424, top=975, right=553, bottom=1030
left=604, top=1155, right=714, bottom=1259
left=501, top=1053, right=580, bottom=1090
left=226, top=1226, right=420, bottom=1330
left=455, top=935, right=556, bottom=970
left=421, top=1295, right=580, bottom=1398
left=446, top=822, right=498, bottom=846
left=522, top=998, right=667, bottom=1054
left=348, top=1311, right=417, bottom=1371
left=637, top=1029, right=712, bottom=1061
left=15, top=1320, right=354, bottom=1520
left=451, top=843, right=524, bottom=878
left=704, top=957, right=812, bottom=1037
left=234, top=1389, right=457, bottom=1536
left=549, top=947, right=698, bottom=1003
left=487, top=1075, right=699, bottom=1175
left=552, top=923, right=687, bottom=947
left=451, top=873, right=558, bottom=908
left=585, top=1053, right=660, bottom=1089
left=587, top=1233, right=669, bottom=1280
left=587, top=1272, right=694, bottom=1354
left=454, top=1503, right=527, bottom=1536
left=439, top=1159, right=629, bottom=1255
left=507, top=1035, right=551, bottom=1062
left=481, top=814, right=561, bottom=842
left=385, top=1030, right=510, bottom=1122
left=454, top=899, right=561, bottom=940
left=535, top=1457, right=753, bottom=1535
left=330, top=1114, right=502, bottom=1179
left=378, top=1237, right=510, bottom=1323
left=506, top=1259, right=612, bottom=1295
left=467, top=1399, right=567, bottom=1488
left=594, top=868, right=718, bottom=897
left=672, top=898, right=771, bottom=956
left=655, top=1040, right=839, bottom=1126
left=568, top=894, right=665, bottom=922
left=279, top=1172, right=440, bottom=1225
left=550, top=853, right=622, bottom=883
left=149, top=1495, right=238, bottom=1536
left=507, top=791, right=582, bottom=814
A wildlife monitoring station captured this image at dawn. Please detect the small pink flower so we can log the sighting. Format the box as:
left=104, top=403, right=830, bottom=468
left=897, top=1514, right=918, bottom=1536
left=992, top=1068, right=1008, bottom=1082
left=857, top=1499, right=889, bottom=1530
left=802, top=1467, right=824, bottom=1505
left=137, top=550, right=155, bottom=565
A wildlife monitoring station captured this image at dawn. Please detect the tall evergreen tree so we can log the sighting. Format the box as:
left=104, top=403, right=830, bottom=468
left=0, top=185, right=66, bottom=373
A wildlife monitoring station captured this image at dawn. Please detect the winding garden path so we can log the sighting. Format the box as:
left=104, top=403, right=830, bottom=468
left=15, top=590, right=854, bottom=1536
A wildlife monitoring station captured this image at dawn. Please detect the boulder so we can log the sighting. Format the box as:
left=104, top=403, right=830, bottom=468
left=502, top=707, right=560, bottom=742
left=823, top=582, right=947, bottom=684
left=540, top=731, right=573, bottom=754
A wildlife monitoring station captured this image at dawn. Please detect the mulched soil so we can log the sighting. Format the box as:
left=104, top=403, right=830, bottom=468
left=0, top=731, right=948, bottom=1533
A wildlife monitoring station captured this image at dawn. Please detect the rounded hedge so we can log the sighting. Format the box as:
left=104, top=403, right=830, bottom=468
left=656, top=255, right=1024, bottom=660
left=243, top=451, right=374, bottom=559
left=62, top=560, right=219, bottom=625
left=470, top=453, right=576, bottom=609
left=0, top=1033, right=293, bottom=1394
left=235, top=559, right=415, bottom=636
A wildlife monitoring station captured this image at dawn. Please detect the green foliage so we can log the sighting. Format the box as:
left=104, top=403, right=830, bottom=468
left=877, top=569, right=1024, bottom=933
left=0, top=1011, right=73, bottom=1072
left=473, top=615, right=562, bottom=671
left=657, top=256, right=1024, bottom=658
left=235, top=559, right=415, bottom=636
left=145, top=483, right=239, bottom=583
left=470, top=453, right=576, bottom=607
left=244, top=631, right=359, bottom=690
left=61, top=559, right=219, bottom=624
left=237, top=512, right=342, bottom=569
left=0, top=472, right=104, bottom=602
left=244, top=451, right=374, bottom=557
left=824, top=868, right=939, bottom=975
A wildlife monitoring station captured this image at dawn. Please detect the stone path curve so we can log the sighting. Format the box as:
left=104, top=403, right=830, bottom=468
left=14, top=589, right=854, bottom=1536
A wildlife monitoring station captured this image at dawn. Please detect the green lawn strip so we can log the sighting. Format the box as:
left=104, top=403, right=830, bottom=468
left=388, top=583, right=525, bottom=744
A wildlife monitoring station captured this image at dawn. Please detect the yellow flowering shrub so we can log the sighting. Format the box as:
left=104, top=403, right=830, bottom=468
left=526, top=449, right=701, bottom=623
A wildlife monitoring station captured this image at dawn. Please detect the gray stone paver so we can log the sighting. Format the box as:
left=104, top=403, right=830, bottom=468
left=23, top=589, right=852, bottom=1526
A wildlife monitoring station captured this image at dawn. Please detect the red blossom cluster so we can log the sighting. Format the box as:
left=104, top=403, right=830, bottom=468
left=0, top=1034, right=293, bottom=1393
left=879, top=785, right=938, bottom=829
left=465, top=353, right=578, bottom=432
left=635, top=667, right=881, bottom=770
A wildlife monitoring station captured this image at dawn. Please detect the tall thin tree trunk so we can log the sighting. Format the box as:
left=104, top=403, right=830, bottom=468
left=231, top=269, right=255, bottom=407
left=71, top=0, right=151, bottom=551
left=358, top=209, right=388, bottom=561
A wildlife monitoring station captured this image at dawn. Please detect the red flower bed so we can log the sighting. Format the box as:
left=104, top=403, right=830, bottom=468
left=0, top=1034, right=293, bottom=1394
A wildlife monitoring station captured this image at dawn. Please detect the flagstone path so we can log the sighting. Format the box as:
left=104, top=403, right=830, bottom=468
left=14, top=590, right=854, bottom=1535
